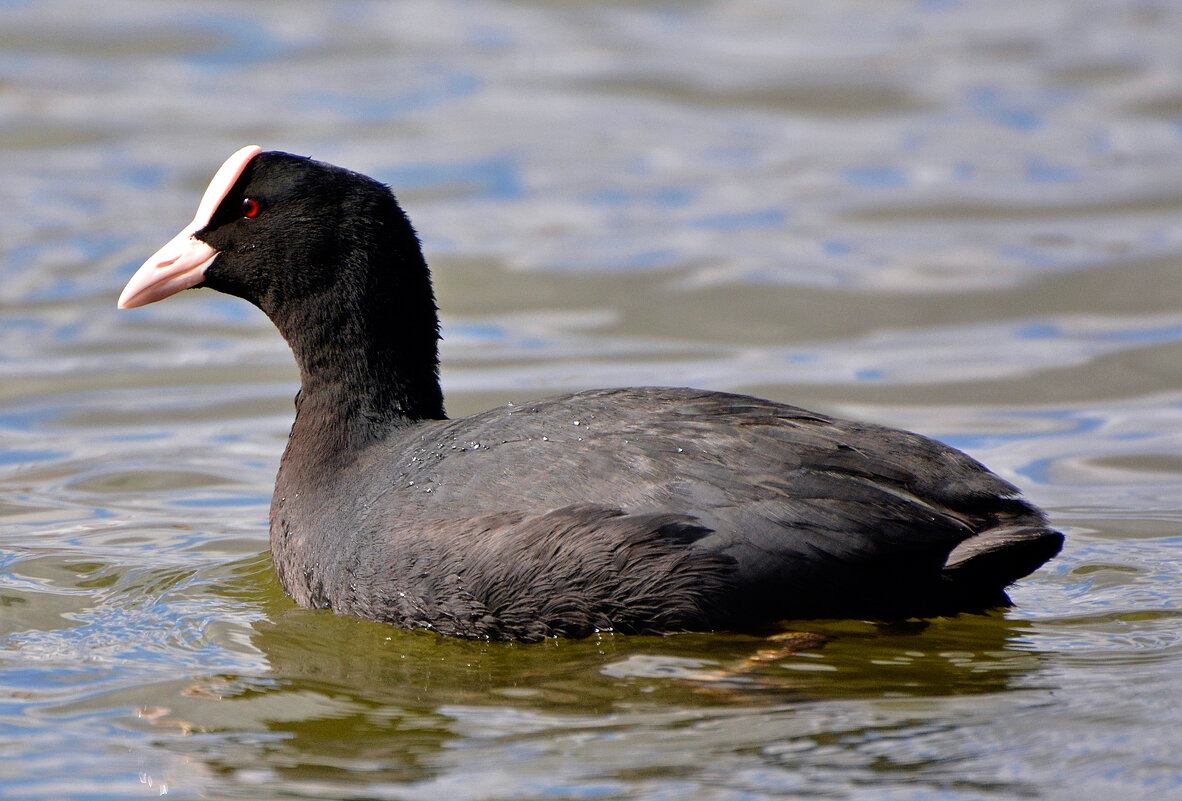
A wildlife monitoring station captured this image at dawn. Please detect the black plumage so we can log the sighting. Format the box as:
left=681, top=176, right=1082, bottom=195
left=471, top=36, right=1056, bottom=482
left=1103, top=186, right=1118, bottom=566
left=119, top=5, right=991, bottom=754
left=119, top=148, right=1063, bottom=641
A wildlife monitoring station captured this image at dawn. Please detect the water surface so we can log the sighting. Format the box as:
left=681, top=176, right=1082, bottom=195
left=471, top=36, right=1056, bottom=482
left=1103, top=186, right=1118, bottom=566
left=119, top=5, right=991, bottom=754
left=2, top=1, right=1182, bottom=798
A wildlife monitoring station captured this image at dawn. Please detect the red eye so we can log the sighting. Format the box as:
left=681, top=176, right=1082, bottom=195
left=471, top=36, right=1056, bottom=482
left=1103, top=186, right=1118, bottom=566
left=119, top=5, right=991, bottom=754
left=242, top=197, right=260, bottom=218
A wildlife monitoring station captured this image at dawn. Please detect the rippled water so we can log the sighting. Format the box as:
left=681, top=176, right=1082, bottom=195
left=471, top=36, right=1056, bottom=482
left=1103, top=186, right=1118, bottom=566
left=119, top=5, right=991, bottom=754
left=3, top=1, right=1182, bottom=798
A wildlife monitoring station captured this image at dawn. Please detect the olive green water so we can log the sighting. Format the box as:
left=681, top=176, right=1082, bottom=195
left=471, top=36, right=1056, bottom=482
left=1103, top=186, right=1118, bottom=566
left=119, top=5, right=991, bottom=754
left=2, top=1, right=1181, bottom=798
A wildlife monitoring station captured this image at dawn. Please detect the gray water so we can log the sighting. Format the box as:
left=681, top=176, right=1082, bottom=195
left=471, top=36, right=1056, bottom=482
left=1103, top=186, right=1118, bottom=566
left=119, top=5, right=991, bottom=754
left=3, top=1, right=1182, bottom=798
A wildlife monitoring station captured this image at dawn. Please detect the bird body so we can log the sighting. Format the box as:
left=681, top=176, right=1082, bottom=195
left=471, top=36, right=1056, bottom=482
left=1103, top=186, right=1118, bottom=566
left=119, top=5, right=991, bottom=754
left=119, top=147, right=1062, bottom=641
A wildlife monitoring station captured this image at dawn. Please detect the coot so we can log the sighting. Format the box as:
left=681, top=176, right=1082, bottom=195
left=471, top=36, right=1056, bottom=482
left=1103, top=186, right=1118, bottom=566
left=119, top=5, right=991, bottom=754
left=119, top=146, right=1063, bottom=641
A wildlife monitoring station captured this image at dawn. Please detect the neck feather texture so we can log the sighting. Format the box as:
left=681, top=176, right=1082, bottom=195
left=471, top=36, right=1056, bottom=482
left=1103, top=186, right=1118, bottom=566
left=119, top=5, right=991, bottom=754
left=270, top=199, right=445, bottom=461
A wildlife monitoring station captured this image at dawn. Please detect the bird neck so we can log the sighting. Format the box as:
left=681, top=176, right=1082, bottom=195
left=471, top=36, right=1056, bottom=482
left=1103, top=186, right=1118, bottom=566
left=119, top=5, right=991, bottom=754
left=272, top=223, right=446, bottom=458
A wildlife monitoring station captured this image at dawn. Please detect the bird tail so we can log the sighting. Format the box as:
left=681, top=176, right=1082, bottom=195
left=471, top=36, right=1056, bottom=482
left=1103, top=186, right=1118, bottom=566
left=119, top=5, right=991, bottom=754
left=941, top=524, right=1064, bottom=606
